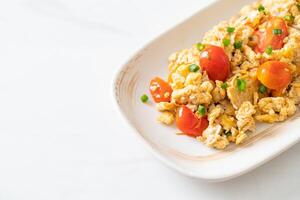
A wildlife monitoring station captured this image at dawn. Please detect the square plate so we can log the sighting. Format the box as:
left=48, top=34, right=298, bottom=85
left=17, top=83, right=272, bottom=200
left=113, top=0, right=300, bottom=181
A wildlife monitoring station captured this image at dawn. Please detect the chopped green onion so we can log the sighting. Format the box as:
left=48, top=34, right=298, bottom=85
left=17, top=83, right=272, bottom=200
left=197, top=105, right=206, bottom=116
left=189, top=64, right=200, bottom=72
left=297, top=3, right=300, bottom=11
left=259, top=84, right=267, bottom=93
left=225, top=131, right=232, bottom=137
left=265, top=46, right=273, bottom=55
left=227, top=27, right=235, bottom=34
left=273, top=29, right=283, bottom=35
left=234, top=41, right=242, bottom=49
left=223, top=38, right=231, bottom=47
left=237, top=79, right=246, bottom=92
left=140, top=94, right=149, bottom=103
left=258, top=4, right=265, bottom=12
left=196, top=43, right=205, bottom=51
left=284, top=15, right=294, bottom=23
left=221, top=82, right=228, bottom=89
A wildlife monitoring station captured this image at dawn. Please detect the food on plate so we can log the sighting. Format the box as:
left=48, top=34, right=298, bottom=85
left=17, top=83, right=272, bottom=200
left=146, top=0, right=300, bottom=149
left=149, top=77, right=173, bottom=103
left=176, top=105, right=209, bottom=137
left=140, top=94, right=149, bottom=103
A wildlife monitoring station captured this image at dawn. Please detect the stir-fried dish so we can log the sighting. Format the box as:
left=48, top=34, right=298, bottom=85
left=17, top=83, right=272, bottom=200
left=142, top=0, right=300, bottom=149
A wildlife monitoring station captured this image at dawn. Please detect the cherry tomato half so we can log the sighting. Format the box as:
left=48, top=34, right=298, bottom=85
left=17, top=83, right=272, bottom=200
left=255, top=17, right=288, bottom=53
left=257, top=61, right=292, bottom=90
left=149, top=77, right=173, bottom=103
left=200, top=45, right=231, bottom=81
left=176, top=105, right=209, bottom=137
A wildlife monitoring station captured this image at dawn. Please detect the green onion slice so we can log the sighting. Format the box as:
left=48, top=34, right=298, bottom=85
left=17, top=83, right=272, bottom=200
left=273, top=29, right=283, bottom=35
left=259, top=84, right=267, bottom=93
left=258, top=4, right=265, bottom=12
left=265, top=46, right=272, bottom=55
left=189, top=64, right=200, bottom=72
left=221, top=82, right=228, bottom=89
left=197, top=105, right=206, bottom=116
left=234, top=41, right=242, bottom=49
left=223, top=38, right=230, bottom=47
left=227, top=27, right=235, bottom=34
left=237, top=79, right=246, bottom=92
left=196, top=43, right=205, bottom=51
left=140, top=94, right=149, bottom=103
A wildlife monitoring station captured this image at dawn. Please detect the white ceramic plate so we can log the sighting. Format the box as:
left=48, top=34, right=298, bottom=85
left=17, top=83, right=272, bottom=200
left=113, top=0, right=300, bottom=181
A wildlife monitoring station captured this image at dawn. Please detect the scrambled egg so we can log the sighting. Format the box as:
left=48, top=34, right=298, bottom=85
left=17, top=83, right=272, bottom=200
left=155, top=0, right=300, bottom=149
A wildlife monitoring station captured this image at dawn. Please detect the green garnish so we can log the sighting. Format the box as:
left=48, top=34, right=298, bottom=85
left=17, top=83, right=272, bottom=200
left=273, top=29, right=283, bottom=35
left=223, top=38, right=231, bottom=47
left=221, top=82, right=228, bottom=89
left=265, top=46, right=273, bottom=55
left=196, top=43, right=205, bottom=51
left=140, top=94, right=149, bottom=103
left=284, top=15, right=294, bottom=23
left=189, top=64, right=200, bottom=72
left=259, top=84, right=267, bottom=93
left=225, top=131, right=232, bottom=137
left=258, top=4, right=265, bottom=12
left=297, top=3, right=300, bottom=11
left=227, top=27, right=235, bottom=34
left=197, top=105, right=206, bottom=116
left=234, top=41, right=242, bottom=49
left=237, top=79, right=246, bottom=92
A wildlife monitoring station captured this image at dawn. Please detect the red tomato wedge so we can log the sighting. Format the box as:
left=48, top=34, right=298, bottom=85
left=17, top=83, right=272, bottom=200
left=254, top=17, right=288, bottom=53
left=200, top=45, right=231, bottom=81
left=257, top=61, right=292, bottom=90
left=149, top=77, right=173, bottom=103
left=176, top=105, right=209, bottom=137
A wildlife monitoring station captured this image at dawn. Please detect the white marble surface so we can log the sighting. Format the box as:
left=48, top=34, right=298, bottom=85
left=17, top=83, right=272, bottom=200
left=0, top=0, right=300, bottom=199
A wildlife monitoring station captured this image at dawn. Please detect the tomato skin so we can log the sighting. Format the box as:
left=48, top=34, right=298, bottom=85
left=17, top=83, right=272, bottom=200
left=176, top=105, right=209, bottom=137
left=255, top=17, right=288, bottom=53
left=254, top=30, right=265, bottom=53
left=200, top=45, right=230, bottom=81
left=149, top=77, right=173, bottom=103
left=257, top=61, right=292, bottom=90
